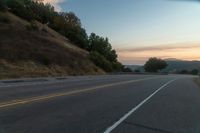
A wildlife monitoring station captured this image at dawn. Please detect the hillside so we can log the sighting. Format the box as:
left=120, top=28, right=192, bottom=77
left=0, top=12, right=104, bottom=79
left=164, top=59, right=200, bottom=72
left=125, top=59, right=200, bottom=73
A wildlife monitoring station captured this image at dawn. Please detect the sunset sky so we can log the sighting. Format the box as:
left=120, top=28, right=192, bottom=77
left=44, top=0, right=200, bottom=65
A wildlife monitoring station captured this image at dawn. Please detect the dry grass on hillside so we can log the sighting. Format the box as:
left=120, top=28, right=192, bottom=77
left=0, top=12, right=104, bottom=79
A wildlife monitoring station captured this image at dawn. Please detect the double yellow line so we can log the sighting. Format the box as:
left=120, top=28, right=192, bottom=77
left=0, top=77, right=158, bottom=109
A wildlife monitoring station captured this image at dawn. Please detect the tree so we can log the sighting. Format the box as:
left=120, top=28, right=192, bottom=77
left=0, top=0, right=7, bottom=11
left=90, top=51, right=113, bottom=72
left=88, top=33, right=123, bottom=72
left=7, top=0, right=35, bottom=21
left=4, top=0, right=123, bottom=72
left=123, top=67, right=133, bottom=72
left=88, top=33, right=117, bottom=62
left=190, top=69, right=199, bottom=75
left=144, top=57, right=168, bottom=72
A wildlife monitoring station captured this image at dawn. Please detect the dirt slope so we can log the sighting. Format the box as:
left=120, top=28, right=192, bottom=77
left=0, top=12, right=104, bottom=79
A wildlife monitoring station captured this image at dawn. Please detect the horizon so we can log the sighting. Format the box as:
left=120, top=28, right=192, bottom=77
left=44, top=0, right=200, bottom=65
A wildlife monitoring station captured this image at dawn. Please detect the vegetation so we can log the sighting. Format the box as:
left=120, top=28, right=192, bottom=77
left=0, top=12, right=104, bottom=79
left=123, top=67, right=133, bottom=72
left=0, top=0, right=123, bottom=72
left=26, top=20, right=39, bottom=30
left=88, top=33, right=123, bottom=72
left=0, top=12, right=10, bottom=23
left=0, top=0, right=7, bottom=11
left=144, top=57, right=168, bottom=72
left=176, top=69, right=199, bottom=75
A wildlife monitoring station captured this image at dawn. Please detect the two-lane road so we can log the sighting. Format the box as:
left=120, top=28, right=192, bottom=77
left=0, top=75, right=199, bottom=133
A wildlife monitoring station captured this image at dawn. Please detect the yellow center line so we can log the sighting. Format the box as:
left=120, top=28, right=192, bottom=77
left=0, top=77, right=159, bottom=109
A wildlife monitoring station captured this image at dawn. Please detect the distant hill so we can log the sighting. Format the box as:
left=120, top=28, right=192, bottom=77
left=126, top=59, right=200, bottom=73
left=164, top=59, right=200, bottom=72
left=0, top=12, right=104, bottom=79
left=125, top=65, right=141, bottom=71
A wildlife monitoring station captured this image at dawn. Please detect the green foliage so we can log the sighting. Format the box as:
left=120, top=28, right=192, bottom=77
left=7, top=0, right=35, bottom=21
left=0, top=0, right=7, bottom=11
left=123, top=67, right=133, bottom=72
left=112, top=62, right=123, bottom=72
left=4, top=0, right=123, bottom=72
left=26, top=21, right=39, bottom=30
left=0, top=12, right=10, bottom=23
left=88, top=33, right=117, bottom=62
left=144, top=57, right=168, bottom=72
left=90, top=51, right=112, bottom=72
left=52, top=12, right=88, bottom=48
left=134, top=69, right=140, bottom=73
left=88, top=33, right=122, bottom=72
left=190, top=69, right=199, bottom=75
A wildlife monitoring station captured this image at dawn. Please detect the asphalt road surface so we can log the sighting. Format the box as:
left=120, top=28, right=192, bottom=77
left=0, top=74, right=200, bottom=133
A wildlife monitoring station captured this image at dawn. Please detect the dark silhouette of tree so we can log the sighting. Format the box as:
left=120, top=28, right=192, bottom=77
left=0, top=0, right=7, bottom=11
left=190, top=69, right=199, bottom=75
left=88, top=33, right=117, bottom=62
left=144, top=57, right=168, bottom=72
left=123, top=67, right=133, bottom=72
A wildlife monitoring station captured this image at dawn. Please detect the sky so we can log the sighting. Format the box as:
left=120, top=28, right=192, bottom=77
left=44, top=0, right=200, bottom=65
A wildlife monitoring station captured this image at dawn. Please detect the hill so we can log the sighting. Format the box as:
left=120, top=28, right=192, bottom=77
left=0, top=12, right=104, bottom=79
left=164, top=59, right=200, bottom=72
left=125, top=59, right=200, bottom=73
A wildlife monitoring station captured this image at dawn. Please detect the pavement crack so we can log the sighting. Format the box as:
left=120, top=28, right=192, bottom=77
left=123, top=121, right=174, bottom=133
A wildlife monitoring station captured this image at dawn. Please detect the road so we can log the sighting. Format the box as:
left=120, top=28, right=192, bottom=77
left=0, top=74, right=200, bottom=133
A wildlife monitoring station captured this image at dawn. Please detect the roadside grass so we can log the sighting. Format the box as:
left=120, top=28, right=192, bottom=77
left=0, top=60, right=104, bottom=79
left=0, top=12, right=10, bottom=23
left=194, top=77, right=200, bottom=87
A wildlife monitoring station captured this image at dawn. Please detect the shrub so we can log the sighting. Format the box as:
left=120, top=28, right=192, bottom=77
left=112, top=62, right=123, bottom=72
left=144, top=57, right=168, bottom=72
left=7, top=0, right=35, bottom=21
left=0, top=12, right=10, bottom=23
left=26, top=21, right=39, bottom=31
left=90, top=51, right=113, bottom=72
left=190, top=69, right=199, bottom=75
left=123, top=67, right=133, bottom=72
left=0, top=0, right=7, bottom=11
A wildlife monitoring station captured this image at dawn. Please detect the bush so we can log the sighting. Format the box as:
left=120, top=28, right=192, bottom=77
left=0, top=0, right=7, bottom=11
left=7, top=0, right=35, bottom=21
left=0, top=12, right=10, bottom=23
left=112, top=62, right=123, bottom=72
left=90, top=51, right=113, bottom=72
left=190, top=69, right=199, bottom=75
left=123, top=67, right=133, bottom=72
left=144, top=57, right=167, bottom=72
left=26, top=21, right=39, bottom=31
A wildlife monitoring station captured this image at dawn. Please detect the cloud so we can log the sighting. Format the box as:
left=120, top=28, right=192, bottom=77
left=117, top=43, right=200, bottom=52
left=42, top=0, right=65, bottom=11
left=116, top=43, right=200, bottom=65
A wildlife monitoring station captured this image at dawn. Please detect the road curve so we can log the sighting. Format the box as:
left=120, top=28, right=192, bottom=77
left=0, top=74, right=199, bottom=133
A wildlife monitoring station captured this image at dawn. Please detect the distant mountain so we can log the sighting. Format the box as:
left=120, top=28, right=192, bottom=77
left=126, top=59, right=200, bottom=73
left=125, top=65, right=146, bottom=72
left=164, top=59, right=200, bottom=72
left=125, top=65, right=142, bottom=71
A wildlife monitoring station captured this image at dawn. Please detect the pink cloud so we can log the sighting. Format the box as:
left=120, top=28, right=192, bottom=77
left=42, top=0, right=65, bottom=11
left=117, top=43, right=200, bottom=65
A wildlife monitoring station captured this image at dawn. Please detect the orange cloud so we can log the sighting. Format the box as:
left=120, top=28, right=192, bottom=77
left=117, top=43, right=200, bottom=65
left=42, top=0, right=65, bottom=11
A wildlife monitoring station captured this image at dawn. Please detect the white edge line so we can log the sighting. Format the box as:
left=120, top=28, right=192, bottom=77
left=103, top=78, right=177, bottom=133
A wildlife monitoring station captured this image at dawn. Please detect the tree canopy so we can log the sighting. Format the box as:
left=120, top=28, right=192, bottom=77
left=0, top=0, right=123, bottom=72
left=144, top=57, right=168, bottom=72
